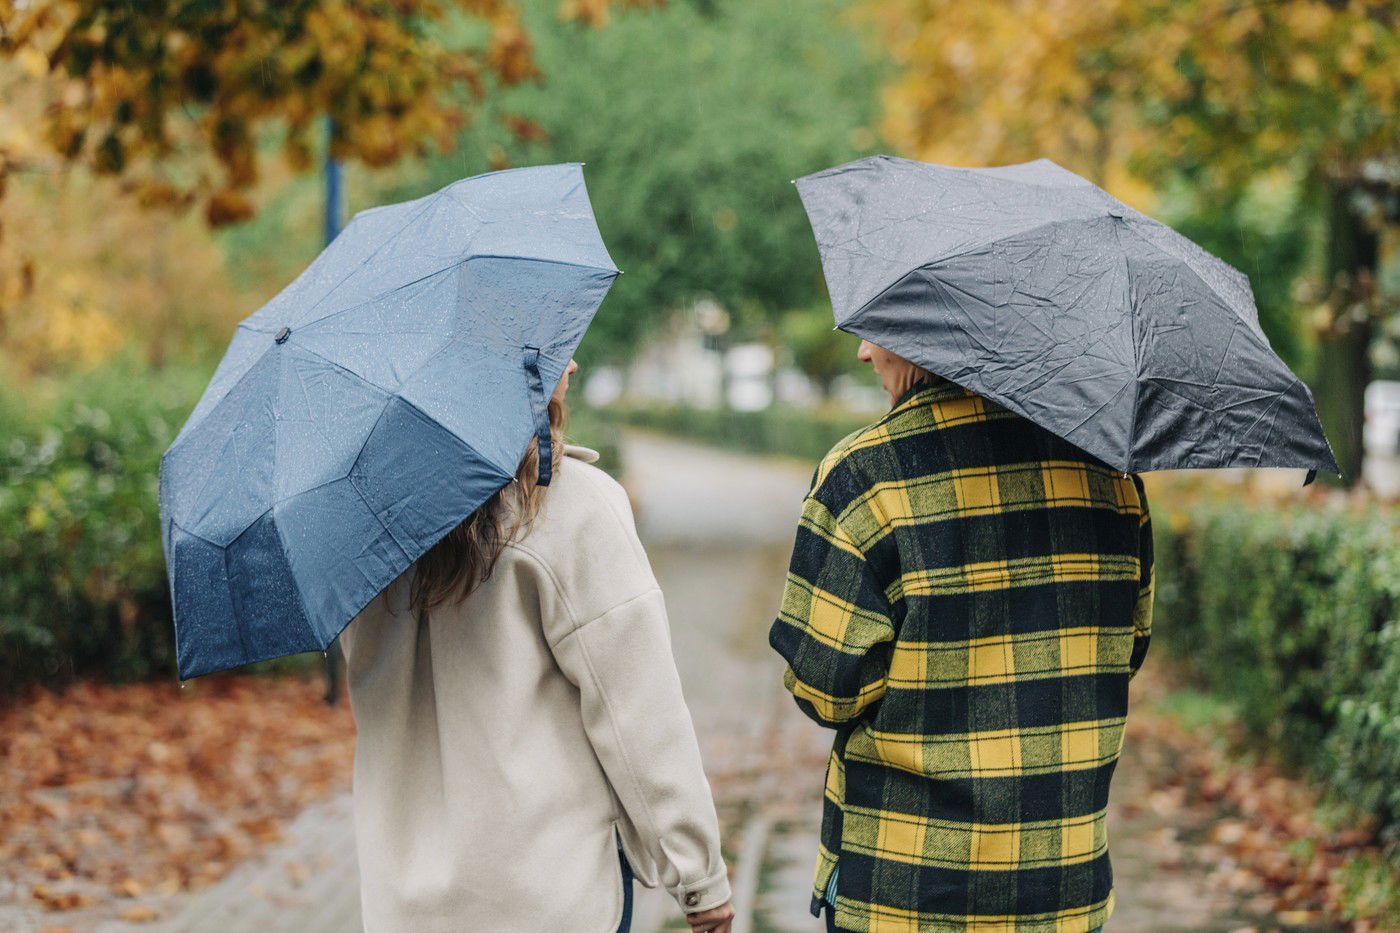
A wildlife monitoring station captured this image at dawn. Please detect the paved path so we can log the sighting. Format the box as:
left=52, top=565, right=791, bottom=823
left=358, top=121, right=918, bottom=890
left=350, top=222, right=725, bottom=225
left=94, top=431, right=1310, bottom=932
left=123, top=430, right=815, bottom=933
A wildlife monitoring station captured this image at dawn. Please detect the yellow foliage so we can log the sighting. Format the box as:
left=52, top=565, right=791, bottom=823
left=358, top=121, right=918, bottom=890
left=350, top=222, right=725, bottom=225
left=870, top=0, right=1400, bottom=200
left=0, top=0, right=655, bottom=228
left=0, top=65, right=243, bottom=373
left=0, top=0, right=660, bottom=373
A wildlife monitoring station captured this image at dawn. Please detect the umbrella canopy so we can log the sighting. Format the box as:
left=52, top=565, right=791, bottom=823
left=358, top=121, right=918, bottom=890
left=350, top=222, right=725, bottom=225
left=796, top=155, right=1337, bottom=478
left=160, top=164, right=619, bottom=679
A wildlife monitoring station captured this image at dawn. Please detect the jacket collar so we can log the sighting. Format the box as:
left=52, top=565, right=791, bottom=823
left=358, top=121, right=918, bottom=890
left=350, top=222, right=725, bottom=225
left=564, top=445, right=600, bottom=464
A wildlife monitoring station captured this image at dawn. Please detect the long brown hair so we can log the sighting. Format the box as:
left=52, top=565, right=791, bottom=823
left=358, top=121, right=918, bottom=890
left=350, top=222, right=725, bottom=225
left=409, top=397, right=567, bottom=616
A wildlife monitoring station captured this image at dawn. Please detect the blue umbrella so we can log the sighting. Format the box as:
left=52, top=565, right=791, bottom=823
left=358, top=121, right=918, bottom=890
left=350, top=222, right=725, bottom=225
left=160, top=164, right=619, bottom=679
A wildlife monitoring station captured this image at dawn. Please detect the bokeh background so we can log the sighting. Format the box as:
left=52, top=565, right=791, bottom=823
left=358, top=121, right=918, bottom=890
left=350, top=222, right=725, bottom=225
left=1, top=1, right=1398, bottom=930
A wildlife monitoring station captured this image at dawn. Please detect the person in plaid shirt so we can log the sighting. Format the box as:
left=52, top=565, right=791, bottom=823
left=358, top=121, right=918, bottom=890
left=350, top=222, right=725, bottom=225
left=770, top=340, right=1153, bottom=933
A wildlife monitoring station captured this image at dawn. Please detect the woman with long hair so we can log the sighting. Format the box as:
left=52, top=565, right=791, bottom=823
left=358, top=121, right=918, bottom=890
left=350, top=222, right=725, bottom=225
left=340, top=360, right=735, bottom=933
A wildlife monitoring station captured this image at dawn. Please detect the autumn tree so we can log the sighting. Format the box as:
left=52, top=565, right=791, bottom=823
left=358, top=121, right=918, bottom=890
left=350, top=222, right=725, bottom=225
left=0, top=0, right=660, bottom=225
left=872, top=0, right=1399, bottom=483
left=404, top=0, right=884, bottom=365
left=0, top=0, right=656, bottom=370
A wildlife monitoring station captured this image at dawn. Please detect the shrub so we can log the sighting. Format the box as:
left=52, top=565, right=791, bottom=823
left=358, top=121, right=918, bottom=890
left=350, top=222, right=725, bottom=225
left=0, top=359, right=633, bottom=695
left=0, top=357, right=205, bottom=692
left=1155, top=500, right=1400, bottom=837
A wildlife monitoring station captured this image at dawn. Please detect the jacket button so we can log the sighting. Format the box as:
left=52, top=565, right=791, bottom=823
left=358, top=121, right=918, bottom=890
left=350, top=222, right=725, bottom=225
left=684, top=891, right=700, bottom=907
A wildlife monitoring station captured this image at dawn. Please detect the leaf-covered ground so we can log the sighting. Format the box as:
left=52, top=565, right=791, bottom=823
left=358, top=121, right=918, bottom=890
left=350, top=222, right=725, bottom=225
left=2, top=664, right=1396, bottom=931
left=0, top=676, right=354, bottom=930
left=1107, top=666, right=1399, bottom=932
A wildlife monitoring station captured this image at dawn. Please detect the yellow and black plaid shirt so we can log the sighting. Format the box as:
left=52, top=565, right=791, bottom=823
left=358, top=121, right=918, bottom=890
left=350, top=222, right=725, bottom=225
left=770, top=380, right=1153, bottom=933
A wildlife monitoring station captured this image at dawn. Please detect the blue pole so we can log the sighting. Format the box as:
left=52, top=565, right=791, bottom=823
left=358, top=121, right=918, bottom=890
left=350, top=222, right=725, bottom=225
left=324, top=118, right=344, bottom=246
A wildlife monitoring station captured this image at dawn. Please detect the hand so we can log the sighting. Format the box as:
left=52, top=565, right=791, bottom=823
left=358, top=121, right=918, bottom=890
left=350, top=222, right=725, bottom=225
left=685, top=900, right=735, bottom=933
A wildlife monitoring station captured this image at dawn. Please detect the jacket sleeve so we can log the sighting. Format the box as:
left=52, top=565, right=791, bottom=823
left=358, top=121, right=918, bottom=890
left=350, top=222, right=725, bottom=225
left=769, top=491, right=896, bottom=728
left=536, top=471, right=731, bottom=915
left=1129, top=475, right=1154, bottom=679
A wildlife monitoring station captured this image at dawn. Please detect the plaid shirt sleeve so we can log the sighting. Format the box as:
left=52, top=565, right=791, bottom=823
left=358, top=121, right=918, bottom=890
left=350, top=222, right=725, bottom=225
left=1129, top=475, right=1154, bottom=679
left=771, top=484, right=896, bottom=729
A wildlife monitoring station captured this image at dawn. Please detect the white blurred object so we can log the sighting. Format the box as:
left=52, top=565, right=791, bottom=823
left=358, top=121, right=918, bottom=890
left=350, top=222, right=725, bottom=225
left=693, top=298, right=731, bottom=338
left=627, top=327, right=723, bottom=407
left=583, top=367, right=624, bottom=407
left=831, top=373, right=887, bottom=416
left=725, top=343, right=774, bottom=411
left=775, top=368, right=819, bottom=406
left=1364, top=379, right=1400, bottom=498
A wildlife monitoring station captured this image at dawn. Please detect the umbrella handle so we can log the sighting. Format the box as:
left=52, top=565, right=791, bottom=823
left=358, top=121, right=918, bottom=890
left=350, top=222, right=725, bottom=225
left=523, top=346, right=553, bottom=487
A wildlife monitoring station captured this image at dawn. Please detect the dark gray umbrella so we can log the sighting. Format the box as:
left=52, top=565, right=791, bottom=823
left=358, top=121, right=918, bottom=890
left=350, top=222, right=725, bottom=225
left=160, top=164, right=619, bottom=679
left=796, top=155, right=1337, bottom=479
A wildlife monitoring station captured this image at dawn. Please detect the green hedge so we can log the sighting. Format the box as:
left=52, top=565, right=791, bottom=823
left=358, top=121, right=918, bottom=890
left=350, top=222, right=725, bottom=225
left=0, top=358, right=207, bottom=692
left=1155, top=501, right=1400, bottom=835
left=0, top=360, right=633, bottom=694
left=598, top=402, right=871, bottom=465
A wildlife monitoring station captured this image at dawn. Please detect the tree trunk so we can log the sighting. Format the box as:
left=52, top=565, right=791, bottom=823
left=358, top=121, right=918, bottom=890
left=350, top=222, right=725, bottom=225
left=1313, top=183, right=1378, bottom=487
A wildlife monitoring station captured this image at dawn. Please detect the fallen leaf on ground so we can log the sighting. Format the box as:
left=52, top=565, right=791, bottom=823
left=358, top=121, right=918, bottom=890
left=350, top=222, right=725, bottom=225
left=1, top=676, right=354, bottom=919
left=119, top=904, right=160, bottom=922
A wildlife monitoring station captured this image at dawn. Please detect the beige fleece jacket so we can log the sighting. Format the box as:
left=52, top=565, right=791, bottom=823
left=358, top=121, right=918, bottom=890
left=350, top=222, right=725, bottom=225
left=340, top=446, right=730, bottom=933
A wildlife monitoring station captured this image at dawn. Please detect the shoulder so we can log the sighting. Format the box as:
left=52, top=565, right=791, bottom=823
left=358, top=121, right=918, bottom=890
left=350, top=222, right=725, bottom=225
left=807, top=406, right=915, bottom=517
left=539, top=448, right=632, bottom=527
left=505, top=447, right=657, bottom=622
left=510, top=448, right=642, bottom=566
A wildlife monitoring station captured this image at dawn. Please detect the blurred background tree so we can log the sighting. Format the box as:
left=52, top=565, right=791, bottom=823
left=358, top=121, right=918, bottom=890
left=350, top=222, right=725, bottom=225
left=0, top=0, right=656, bottom=372
left=392, top=0, right=885, bottom=366
left=871, top=0, right=1400, bottom=484
left=780, top=307, right=852, bottom=401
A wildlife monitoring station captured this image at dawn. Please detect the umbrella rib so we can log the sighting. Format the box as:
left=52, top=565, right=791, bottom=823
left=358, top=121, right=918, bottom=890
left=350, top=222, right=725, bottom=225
left=288, top=338, right=516, bottom=479
left=263, top=507, right=325, bottom=649
left=287, top=347, right=342, bottom=485
left=1212, top=322, right=1240, bottom=389
left=809, top=160, right=1094, bottom=249
left=1113, top=218, right=1262, bottom=338
left=297, top=253, right=618, bottom=333
left=297, top=190, right=446, bottom=324
left=1247, top=385, right=1294, bottom=467
left=296, top=259, right=460, bottom=332
left=345, top=465, right=416, bottom=574
left=1061, top=378, right=1135, bottom=439
left=1241, top=390, right=1287, bottom=465
left=839, top=217, right=1082, bottom=329
left=191, top=295, right=548, bottom=521
left=340, top=395, right=514, bottom=560
left=165, top=335, right=275, bottom=455
left=218, top=544, right=253, bottom=663
left=1118, top=224, right=1142, bottom=470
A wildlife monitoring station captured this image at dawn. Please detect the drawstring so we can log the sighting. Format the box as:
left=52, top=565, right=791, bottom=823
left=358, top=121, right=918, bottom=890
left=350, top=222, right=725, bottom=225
left=523, top=346, right=553, bottom=487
